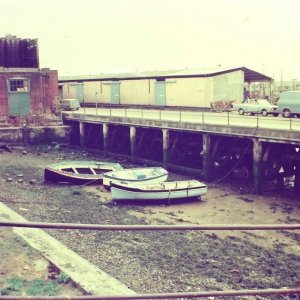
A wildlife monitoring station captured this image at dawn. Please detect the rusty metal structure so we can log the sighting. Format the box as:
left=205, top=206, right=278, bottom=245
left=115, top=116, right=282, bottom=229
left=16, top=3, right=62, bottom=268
left=0, top=35, right=39, bottom=68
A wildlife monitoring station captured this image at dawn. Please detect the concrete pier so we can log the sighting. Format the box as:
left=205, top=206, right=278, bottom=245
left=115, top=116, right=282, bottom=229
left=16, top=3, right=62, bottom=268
left=253, top=138, right=263, bottom=193
left=202, top=133, right=213, bottom=181
left=79, top=121, right=85, bottom=146
left=103, top=123, right=109, bottom=152
left=162, top=129, right=169, bottom=165
left=130, top=125, right=136, bottom=160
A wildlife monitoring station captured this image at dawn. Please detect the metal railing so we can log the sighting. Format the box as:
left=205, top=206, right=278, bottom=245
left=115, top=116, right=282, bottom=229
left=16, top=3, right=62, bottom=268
left=65, top=107, right=300, bottom=131
left=1, top=220, right=300, bottom=300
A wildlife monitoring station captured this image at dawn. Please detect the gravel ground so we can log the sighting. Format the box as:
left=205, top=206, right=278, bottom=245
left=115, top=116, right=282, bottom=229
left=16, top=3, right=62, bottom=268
left=0, top=145, right=299, bottom=299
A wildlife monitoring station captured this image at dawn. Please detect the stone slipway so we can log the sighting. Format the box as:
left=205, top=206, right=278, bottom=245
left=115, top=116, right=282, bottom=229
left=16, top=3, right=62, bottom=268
left=0, top=202, right=136, bottom=296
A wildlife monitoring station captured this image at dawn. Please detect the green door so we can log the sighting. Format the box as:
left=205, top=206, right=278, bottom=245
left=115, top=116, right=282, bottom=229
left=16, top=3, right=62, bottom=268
left=8, top=92, right=30, bottom=115
left=76, top=84, right=84, bottom=104
left=155, top=81, right=166, bottom=106
left=111, top=82, right=120, bottom=104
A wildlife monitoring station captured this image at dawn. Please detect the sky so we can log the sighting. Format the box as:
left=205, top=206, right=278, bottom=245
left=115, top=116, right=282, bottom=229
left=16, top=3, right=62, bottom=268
left=1, top=0, right=300, bottom=80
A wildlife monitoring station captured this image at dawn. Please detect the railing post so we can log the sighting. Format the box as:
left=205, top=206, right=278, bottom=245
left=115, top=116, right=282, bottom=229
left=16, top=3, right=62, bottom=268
left=290, top=118, right=292, bottom=130
left=141, top=109, right=143, bottom=119
left=159, top=110, right=162, bottom=120
left=179, top=111, right=181, bottom=122
left=110, top=109, right=112, bottom=117
left=256, top=113, right=259, bottom=128
left=202, top=111, right=204, bottom=123
left=125, top=109, right=127, bottom=118
left=227, top=111, right=230, bottom=125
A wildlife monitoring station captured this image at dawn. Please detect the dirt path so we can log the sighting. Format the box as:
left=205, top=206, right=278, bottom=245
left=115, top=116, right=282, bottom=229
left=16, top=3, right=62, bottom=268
left=0, top=145, right=299, bottom=298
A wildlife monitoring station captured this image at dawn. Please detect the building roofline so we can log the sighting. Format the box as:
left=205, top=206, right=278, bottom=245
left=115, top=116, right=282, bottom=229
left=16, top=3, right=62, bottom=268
left=58, top=67, right=272, bottom=83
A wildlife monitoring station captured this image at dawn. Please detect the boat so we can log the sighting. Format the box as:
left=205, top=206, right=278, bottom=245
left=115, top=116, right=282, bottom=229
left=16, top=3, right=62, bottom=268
left=103, top=167, right=168, bottom=187
left=110, top=179, right=208, bottom=203
left=44, top=161, right=123, bottom=184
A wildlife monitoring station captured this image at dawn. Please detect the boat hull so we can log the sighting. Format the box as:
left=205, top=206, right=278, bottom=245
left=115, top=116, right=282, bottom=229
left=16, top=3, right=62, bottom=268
left=44, top=168, right=103, bottom=185
left=44, top=161, right=123, bottom=185
left=111, top=181, right=208, bottom=203
left=103, top=167, right=168, bottom=187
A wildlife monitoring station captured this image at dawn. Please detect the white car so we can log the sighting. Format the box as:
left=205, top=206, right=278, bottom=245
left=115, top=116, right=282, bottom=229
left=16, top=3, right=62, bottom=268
left=232, top=99, right=279, bottom=116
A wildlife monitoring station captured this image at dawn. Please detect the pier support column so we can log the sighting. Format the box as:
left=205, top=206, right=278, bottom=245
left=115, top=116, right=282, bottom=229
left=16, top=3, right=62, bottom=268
left=162, top=129, right=169, bottom=165
left=202, top=133, right=213, bottom=181
left=79, top=121, right=85, bottom=146
left=130, top=126, right=136, bottom=161
left=103, top=123, right=109, bottom=152
left=294, top=162, right=300, bottom=196
left=253, top=138, right=263, bottom=193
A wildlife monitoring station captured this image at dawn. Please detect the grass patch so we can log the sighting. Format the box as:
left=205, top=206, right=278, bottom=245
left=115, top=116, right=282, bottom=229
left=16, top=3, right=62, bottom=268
left=1, top=277, right=62, bottom=296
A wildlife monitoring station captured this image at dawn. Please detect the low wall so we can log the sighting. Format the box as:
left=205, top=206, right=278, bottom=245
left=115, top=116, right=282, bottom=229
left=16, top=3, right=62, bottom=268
left=0, top=126, right=72, bottom=145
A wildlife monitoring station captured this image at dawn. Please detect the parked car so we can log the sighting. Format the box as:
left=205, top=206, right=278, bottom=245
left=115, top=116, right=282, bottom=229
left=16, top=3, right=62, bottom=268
left=231, top=99, right=279, bottom=116
left=60, top=98, right=80, bottom=111
left=277, top=91, right=300, bottom=118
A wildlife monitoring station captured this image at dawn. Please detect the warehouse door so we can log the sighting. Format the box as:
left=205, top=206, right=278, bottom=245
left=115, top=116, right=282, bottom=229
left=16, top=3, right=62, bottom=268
left=155, top=81, right=166, bottom=106
left=76, top=83, right=84, bottom=105
left=8, top=78, right=30, bottom=115
left=111, top=82, right=120, bottom=104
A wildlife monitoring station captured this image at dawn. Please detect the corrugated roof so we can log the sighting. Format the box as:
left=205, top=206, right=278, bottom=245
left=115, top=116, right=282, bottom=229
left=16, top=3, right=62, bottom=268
left=58, top=67, right=272, bottom=82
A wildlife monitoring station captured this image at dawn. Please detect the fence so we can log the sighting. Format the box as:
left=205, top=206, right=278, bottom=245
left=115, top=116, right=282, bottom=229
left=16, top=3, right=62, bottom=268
left=71, top=107, right=300, bottom=131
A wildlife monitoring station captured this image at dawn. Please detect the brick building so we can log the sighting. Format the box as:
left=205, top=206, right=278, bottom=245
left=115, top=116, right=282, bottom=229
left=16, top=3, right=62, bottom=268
left=0, top=35, right=59, bottom=117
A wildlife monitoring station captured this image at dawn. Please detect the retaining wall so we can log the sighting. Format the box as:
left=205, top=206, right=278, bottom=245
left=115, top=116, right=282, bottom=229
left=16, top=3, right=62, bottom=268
left=0, top=125, right=72, bottom=145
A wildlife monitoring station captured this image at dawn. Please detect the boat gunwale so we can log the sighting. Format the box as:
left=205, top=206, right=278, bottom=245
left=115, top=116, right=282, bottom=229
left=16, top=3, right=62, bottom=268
left=45, top=167, right=104, bottom=179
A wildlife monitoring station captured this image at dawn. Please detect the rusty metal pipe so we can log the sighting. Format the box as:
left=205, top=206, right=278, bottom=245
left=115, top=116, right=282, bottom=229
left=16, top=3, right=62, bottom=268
left=1, top=221, right=300, bottom=231
left=0, top=288, right=299, bottom=299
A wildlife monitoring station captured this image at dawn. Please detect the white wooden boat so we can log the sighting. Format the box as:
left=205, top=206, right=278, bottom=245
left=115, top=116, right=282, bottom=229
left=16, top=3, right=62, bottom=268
left=103, top=167, right=168, bottom=187
left=44, top=161, right=123, bottom=184
left=110, top=179, right=207, bottom=203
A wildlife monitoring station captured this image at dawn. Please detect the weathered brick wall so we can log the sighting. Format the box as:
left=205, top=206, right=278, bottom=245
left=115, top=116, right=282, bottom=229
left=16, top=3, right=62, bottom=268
left=0, top=70, right=59, bottom=116
left=45, top=70, right=59, bottom=114
left=0, top=76, right=8, bottom=115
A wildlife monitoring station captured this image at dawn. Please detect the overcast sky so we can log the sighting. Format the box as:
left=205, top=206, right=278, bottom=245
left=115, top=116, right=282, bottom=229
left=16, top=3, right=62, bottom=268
left=1, top=0, right=299, bottom=80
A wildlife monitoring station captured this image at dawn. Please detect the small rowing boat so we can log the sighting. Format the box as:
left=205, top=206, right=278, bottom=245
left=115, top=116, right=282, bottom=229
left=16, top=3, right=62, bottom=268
left=110, top=179, right=207, bottom=203
left=44, top=161, right=123, bottom=184
left=103, top=167, right=168, bottom=187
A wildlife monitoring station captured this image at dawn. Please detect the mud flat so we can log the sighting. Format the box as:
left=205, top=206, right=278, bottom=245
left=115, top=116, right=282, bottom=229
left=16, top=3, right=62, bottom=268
left=0, top=145, right=299, bottom=298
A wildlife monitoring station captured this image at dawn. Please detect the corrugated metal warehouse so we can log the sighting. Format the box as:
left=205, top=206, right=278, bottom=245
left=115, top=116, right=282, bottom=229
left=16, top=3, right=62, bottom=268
left=59, top=67, right=272, bottom=108
left=0, top=35, right=58, bottom=117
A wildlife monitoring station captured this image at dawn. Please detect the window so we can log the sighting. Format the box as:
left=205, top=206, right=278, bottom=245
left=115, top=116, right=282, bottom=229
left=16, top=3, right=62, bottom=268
left=9, top=79, right=29, bottom=92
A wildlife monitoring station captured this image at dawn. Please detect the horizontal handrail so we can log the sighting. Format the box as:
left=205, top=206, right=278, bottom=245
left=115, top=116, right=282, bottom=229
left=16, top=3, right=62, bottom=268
left=0, top=288, right=299, bottom=299
left=2, top=221, right=299, bottom=299
left=1, top=221, right=300, bottom=231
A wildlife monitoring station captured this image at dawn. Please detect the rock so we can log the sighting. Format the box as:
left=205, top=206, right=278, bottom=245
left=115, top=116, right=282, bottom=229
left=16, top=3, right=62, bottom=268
left=22, top=150, right=28, bottom=155
left=17, top=179, right=23, bottom=183
left=0, top=143, right=12, bottom=152
left=29, top=179, right=36, bottom=185
left=17, top=174, right=23, bottom=178
left=6, top=178, right=13, bottom=182
left=72, top=190, right=81, bottom=195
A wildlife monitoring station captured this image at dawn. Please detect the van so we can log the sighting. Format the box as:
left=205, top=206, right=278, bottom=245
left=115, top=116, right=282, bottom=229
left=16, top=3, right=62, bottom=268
left=277, top=91, right=300, bottom=118
left=60, top=98, right=80, bottom=111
